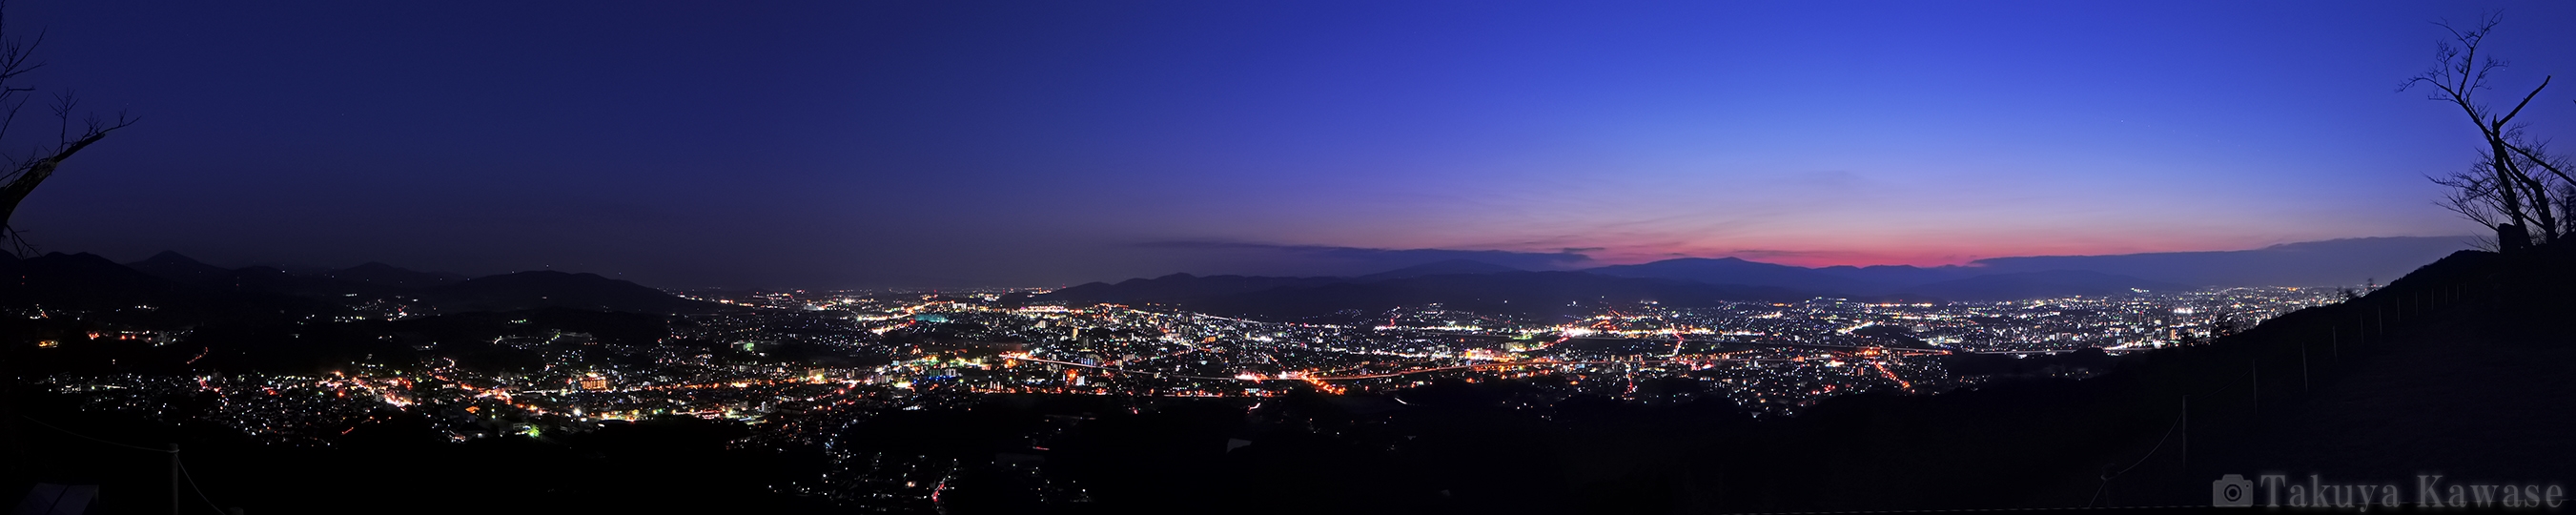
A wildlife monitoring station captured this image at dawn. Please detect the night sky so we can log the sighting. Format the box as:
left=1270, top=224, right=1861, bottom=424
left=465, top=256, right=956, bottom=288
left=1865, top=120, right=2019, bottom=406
left=9, top=1, right=2570, bottom=288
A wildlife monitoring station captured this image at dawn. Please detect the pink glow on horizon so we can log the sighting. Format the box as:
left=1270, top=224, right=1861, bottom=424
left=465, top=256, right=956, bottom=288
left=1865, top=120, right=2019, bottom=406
left=1552, top=234, right=2346, bottom=269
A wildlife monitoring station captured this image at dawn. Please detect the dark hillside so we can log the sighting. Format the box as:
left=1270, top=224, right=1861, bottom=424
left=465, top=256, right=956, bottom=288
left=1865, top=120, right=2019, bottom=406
left=312, top=261, right=466, bottom=288
left=122, top=251, right=232, bottom=284
left=1668, top=245, right=2572, bottom=511
left=1354, top=258, right=1523, bottom=280
left=419, top=271, right=723, bottom=314
left=0, top=253, right=333, bottom=323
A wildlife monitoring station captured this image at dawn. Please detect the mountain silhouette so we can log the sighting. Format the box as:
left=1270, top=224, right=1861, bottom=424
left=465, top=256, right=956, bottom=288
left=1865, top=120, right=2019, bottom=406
left=1355, top=258, right=1523, bottom=280
left=1048, top=263, right=2182, bottom=313
left=1894, top=270, right=2186, bottom=301
left=10, top=252, right=717, bottom=317
left=4, top=252, right=194, bottom=311
left=317, top=261, right=468, bottom=288
left=1, top=252, right=330, bottom=319
left=1554, top=237, right=2473, bottom=298
left=1969, top=236, right=2469, bottom=286
left=1044, top=271, right=1814, bottom=319
left=123, top=253, right=444, bottom=299
left=1808, top=263, right=1976, bottom=288
left=1584, top=257, right=1873, bottom=292
left=214, top=265, right=383, bottom=297
left=1212, top=271, right=1814, bottom=319
left=418, top=270, right=721, bottom=314
left=1043, top=273, right=1346, bottom=305
left=123, top=250, right=234, bottom=284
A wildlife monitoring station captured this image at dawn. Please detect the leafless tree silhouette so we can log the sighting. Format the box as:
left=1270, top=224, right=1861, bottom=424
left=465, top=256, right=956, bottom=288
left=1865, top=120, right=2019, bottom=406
left=2432, top=161, right=2504, bottom=251
left=2402, top=15, right=2567, bottom=251
left=0, top=2, right=135, bottom=257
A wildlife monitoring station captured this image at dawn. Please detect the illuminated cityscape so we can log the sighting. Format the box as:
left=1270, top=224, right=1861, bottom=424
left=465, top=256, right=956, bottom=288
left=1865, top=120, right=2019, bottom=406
left=26, top=284, right=2348, bottom=509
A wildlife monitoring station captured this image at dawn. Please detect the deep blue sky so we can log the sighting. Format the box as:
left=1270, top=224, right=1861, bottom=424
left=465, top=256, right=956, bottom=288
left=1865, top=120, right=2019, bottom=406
left=9, top=1, right=2569, bottom=288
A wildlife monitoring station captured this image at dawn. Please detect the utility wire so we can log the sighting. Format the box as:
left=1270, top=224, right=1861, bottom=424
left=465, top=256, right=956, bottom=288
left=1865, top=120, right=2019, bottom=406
left=2081, top=282, right=2443, bottom=508
left=174, top=455, right=230, bottom=515
left=2084, top=401, right=2184, bottom=508
left=16, top=414, right=230, bottom=513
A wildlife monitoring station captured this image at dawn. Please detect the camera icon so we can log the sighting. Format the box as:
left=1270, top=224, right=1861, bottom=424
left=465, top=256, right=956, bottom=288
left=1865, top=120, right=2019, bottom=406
left=2212, top=474, right=2254, bottom=507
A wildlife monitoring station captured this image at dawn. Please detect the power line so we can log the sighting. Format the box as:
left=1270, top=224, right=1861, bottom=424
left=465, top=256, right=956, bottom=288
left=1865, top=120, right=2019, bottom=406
left=16, top=414, right=231, bottom=514
left=2083, top=396, right=2185, bottom=508
left=174, top=455, right=231, bottom=515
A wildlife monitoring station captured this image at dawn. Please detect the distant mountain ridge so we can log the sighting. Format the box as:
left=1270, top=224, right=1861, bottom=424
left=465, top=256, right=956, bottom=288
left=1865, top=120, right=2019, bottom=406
left=0, top=252, right=331, bottom=320
left=1586, top=257, right=1876, bottom=292
left=1044, top=274, right=1347, bottom=306
left=1967, top=237, right=2472, bottom=286
left=127, top=250, right=235, bottom=284
left=1580, top=237, right=2467, bottom=293
left=1582, top=258, right=2182, bottom=299
left=1190, top=271, right=1810, bottom=319
left=322, top=262, right=469, bottom=288
left=1355, top=258, right=1524, bottom=280
left=430, top=270, right=715, bottom=313
left=1899, top=270, right=2187, bottom=302
left=1039, top=237, right=2470, bottom=315
left=20, top=250, right=730, bottom=317
left=1040, top=270, right=1813, bottom=320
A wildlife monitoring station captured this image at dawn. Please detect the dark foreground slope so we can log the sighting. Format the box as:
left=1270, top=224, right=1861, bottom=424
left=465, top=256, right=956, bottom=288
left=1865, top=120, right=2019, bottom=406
left=2188, top=247, right=2576, bottom=499
left=1668, top=245, right=2575, bottom=512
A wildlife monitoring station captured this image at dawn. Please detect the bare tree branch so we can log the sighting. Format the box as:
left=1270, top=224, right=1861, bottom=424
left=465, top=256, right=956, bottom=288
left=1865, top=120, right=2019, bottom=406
left=2492, top=75, right=2550, bottom=129
left=2402, top=14, right=2561, bottom=246
left=0, top=2, right=137, bottom=255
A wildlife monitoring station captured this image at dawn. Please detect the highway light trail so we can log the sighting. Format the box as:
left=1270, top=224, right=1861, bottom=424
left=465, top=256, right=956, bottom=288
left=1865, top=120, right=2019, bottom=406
left=1007, top=353, right=1802, bottom=382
